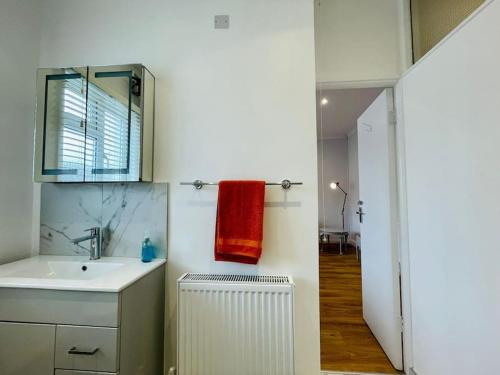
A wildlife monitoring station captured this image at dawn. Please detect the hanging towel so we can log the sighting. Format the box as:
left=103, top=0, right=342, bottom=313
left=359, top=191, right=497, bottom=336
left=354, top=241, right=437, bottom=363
left=214, top=180, right=266, bottom=264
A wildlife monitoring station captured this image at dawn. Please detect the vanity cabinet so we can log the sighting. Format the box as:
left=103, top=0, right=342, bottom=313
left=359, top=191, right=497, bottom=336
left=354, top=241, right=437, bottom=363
left=0, top=322, right=55, bottom=375
left=0, top=265, right=165, bottom=375
left=34, top=64, right=155, bottom=183
left=55, top=325, right=120, bottom=372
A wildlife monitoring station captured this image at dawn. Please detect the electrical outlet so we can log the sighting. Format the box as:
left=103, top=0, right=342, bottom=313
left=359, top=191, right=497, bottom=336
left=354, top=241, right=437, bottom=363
left=214, top=15, right=229, bottom=29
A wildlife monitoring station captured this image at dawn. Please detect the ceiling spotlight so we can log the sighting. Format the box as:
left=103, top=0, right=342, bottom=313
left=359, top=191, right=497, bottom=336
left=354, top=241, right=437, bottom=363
left=320, top=97, right=329, bottom=106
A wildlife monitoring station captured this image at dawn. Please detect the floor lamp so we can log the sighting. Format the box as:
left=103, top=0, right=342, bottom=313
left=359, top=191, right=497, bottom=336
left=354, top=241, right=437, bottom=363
left=330, top=181, right=347, bottom=231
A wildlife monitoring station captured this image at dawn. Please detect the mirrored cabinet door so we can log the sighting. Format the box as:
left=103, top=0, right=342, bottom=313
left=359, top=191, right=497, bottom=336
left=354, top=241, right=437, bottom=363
left=85, top=65, right=142, bottom=182
left=34, top=64, right=154, bottom=183
left=35, top=68, right=88, bottom=182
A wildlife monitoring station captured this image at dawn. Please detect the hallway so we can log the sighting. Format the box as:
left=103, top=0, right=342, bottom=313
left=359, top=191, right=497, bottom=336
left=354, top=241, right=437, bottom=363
left=320, top=247, right=400, bottom=374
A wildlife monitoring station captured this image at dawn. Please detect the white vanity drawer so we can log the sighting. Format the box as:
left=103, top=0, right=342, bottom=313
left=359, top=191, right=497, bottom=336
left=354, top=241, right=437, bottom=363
left=55, top=325, right=120, bottom=372
left=55, top=371, right=118, bottom=375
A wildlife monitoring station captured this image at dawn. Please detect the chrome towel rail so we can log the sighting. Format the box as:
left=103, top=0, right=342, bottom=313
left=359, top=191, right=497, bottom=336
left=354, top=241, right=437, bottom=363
left=180, top=179, right=302, bottom=190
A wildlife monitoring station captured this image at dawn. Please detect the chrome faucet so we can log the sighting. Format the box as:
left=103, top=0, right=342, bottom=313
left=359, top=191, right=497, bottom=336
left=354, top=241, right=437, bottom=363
left=72, top=227, right=102, bottom=260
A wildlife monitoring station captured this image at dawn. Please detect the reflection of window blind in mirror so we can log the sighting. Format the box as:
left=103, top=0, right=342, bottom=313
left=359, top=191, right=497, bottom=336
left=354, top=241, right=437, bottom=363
left=55, top=78, right=86, bottom=181
left=411, top=0, right=485, bottom=61
left=86, top=81, right=140, bottom=181
left=59, top=79, right=140, bottom=181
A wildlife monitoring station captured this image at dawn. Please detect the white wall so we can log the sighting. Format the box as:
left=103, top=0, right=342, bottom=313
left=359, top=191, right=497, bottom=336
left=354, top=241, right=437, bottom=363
left=37, top=1, right=320, bottom=373
left=318, top=138, right=348, bottom=230
left=315, top=0, right=412, bottom=84
left=397, top=1, right=500, bottom=373
left=347, top=130, right=360, bottom=234
left=0, top=0, right=41, bottom=265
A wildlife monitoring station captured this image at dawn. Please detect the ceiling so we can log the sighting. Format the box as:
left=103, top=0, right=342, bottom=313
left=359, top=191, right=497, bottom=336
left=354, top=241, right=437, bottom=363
left=316, top=87, right=384, bottom=139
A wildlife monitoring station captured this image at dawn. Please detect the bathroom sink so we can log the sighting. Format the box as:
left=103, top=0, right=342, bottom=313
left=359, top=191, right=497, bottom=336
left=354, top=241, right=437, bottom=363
left=0, top=255, right=165, bottom=292
left=3, top=259, right=124, bottom=280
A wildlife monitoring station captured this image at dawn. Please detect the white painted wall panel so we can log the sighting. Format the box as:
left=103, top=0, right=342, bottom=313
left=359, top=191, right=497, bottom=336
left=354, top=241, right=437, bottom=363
left=347, top=131, right=360, bottom=234
left=318, top=138, right=348, bottom=230
left=315, top=0, right=411, bottom=84
left=0, top=0, right=41, bottom=264
left=37, top=1, right=320, bottom=373
left=398, top=1, right=500, bottom=373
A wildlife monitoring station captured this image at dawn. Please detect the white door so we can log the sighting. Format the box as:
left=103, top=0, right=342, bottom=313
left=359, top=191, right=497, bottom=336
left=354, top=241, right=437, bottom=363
left=357, top=88, right=403, bottom=370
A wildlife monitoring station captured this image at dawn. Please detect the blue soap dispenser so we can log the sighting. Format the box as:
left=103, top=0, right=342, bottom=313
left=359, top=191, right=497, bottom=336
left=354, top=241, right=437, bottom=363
left=141, top=233, right=155, bottom=263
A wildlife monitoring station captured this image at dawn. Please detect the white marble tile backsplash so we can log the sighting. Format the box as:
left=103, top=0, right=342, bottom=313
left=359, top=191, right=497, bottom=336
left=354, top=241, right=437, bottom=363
left=39, top=183, right=167, bottom=258
left=102, top=183, right=167, bottom=258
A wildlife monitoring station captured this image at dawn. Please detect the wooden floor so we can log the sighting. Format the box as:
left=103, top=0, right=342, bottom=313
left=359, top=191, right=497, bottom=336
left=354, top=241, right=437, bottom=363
left=320, top=245, right=400, bottom=374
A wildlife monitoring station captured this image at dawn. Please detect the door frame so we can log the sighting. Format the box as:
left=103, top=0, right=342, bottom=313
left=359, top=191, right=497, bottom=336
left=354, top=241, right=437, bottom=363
left=317, top=80, right=414, bottom=374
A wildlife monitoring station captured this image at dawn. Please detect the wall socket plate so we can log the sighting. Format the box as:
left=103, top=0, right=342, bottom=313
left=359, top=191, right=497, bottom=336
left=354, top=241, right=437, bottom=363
left=214, top=15, right=229, bottom=29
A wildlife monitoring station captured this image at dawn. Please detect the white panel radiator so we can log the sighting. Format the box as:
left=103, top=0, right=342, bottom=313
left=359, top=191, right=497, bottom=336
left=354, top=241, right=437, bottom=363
left=177, top=273, right=295, bottom=375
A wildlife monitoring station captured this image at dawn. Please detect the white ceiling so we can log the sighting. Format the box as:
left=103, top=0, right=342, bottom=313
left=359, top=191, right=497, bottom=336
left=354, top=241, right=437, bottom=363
left=316, top=87, right=384, bottom=139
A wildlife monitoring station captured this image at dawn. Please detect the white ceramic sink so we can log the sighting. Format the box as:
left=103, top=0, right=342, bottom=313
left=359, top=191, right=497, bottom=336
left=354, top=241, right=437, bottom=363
left=0, top=255, right=165, bottom=292
left=4, top=259, right=124, bottom=280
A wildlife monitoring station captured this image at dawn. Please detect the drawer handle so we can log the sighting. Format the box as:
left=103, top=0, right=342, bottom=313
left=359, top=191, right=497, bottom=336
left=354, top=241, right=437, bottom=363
left=68, top=346, right=99, bottom=356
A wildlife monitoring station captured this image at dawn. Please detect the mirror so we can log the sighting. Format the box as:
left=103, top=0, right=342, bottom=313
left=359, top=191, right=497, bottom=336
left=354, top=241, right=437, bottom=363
left=34, top=64, right=154, bottom=183
left=38, top=67, right=87, bottom=181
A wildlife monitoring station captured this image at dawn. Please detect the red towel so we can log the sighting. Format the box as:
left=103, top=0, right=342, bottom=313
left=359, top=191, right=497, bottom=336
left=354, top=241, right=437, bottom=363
left=214, top=180, right=266, bottom=264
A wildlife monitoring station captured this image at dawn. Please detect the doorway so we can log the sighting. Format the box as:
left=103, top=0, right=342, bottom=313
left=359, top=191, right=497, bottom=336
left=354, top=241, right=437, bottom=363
left=317, top=87, right=403, bottom=374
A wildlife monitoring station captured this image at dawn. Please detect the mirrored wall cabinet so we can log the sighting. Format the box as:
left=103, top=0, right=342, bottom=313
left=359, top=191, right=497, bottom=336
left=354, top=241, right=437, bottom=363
left=34, top=64, right=154, bottom=183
